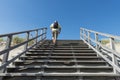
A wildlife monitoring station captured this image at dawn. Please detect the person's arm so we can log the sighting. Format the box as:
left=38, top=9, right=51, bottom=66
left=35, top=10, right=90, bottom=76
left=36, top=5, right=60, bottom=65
left=58, top=24, right=61, bottom=33
left=59, top=27, right=61, bottom=33
left=50, top=24, right=53, bottom=30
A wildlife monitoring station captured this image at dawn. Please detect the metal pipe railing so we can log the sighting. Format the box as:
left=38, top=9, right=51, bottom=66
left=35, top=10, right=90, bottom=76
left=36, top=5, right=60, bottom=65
left=80, top=28, right=120, bottom=74
left=0, top=27, right=47, bottom=73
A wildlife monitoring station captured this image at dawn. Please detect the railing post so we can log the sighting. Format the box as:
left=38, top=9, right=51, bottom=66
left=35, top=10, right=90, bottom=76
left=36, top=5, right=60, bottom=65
left=1, top=35, right=12, bottom=72
left=35, top=30, right=38, bottom=47
left=45, top=28, right=47, bottom=39
left=87, top=31, right=90, bottom=44
left=40, top=29, right=43, bottom=40
left=87, top=31, right=91, bottom=48
left=24, top=32, right=30, bottom=52
left=80, top=28, right=82, bottom=39
left=95, top=33, right=99, bottom=50
left=43, top=28, right=45, bottom=39
left=83, top=29, right=86, bottom=41
left=95, top=33, right=100, bottom=57
left=110, top=37, right=115, bottom=53
left=110, top=37, right=117, bottom=74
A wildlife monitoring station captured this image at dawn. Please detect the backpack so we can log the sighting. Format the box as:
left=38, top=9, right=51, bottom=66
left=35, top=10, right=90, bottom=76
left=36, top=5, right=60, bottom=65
left=53, top=23, right=58, bottom=29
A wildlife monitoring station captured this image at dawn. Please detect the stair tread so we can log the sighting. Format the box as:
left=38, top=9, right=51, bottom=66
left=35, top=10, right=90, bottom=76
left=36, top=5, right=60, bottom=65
left=1, top=72, right=119, bottom=77
left=7, top=66, right=112, bottom=69
left=32, top=47, right=92, bottom=50
left=14, top=60, right=106, bottom=62
left=29, top=50, right=94, bottom=52
left=20, top=56, right=100, bottom=58
left=26, top=53, right=96, bottom=54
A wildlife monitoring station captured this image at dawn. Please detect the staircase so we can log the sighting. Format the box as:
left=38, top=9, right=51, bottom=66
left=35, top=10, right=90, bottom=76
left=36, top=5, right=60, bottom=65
left=4, top=40, right=117, bottom=80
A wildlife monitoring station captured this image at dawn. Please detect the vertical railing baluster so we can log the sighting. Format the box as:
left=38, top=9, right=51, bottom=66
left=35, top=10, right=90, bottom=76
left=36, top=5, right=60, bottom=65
left=80, top=29, right=81, bottom=39
left=40, top=29, right=43, bottom=41
left=85, top=30, right=87, bottom=41
left=83, top=29, right=86, bottom=41
left=45, top=28, right=47, bottom=39
left=95, top=33, right=100, bottom=57
left=35, top=30, right=38, bottom=47
left=43, top=28, right=45, bottom=39
left=82, top=29, right=84, bottom=39
left=24, top=32, right=30, bottom=53
left=87, top=31, right=91, bottom=48
left=95, top=33, right=99, bottom=50
left=82, top=29, right=84, bottom=40
left=87, top=31, right=90, bottom=44
left=110, top=37, right=117, bottom=74
left=81, top=28, right=84, bottom=40
left=1, top=35, right=12, bottom=73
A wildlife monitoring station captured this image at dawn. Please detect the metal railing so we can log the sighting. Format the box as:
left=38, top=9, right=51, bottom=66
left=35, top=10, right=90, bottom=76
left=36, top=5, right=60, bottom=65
left=0, top=27, right=47, bottom=73
left=80, top=28, right=120, bottom=74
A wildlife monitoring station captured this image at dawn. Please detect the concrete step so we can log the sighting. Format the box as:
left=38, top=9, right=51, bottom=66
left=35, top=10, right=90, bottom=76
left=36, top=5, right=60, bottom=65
left=28, top=49, right=95, bottom=53
left=19, top=56, right=102, bottom=60
left=37, top=45, right=89, bottom=48
left=2, top=72, right=119, bottom=77
left=13, top=60, right=107, bottom=66
left=42, top=44, right=89, bottom=47
left=3, top=76, right=118, bottom=80
left=7, top=66, right=113, bottom=73
left=26, top=53, right=97, bottom=56
left=32, top=48, right=93, bottom=50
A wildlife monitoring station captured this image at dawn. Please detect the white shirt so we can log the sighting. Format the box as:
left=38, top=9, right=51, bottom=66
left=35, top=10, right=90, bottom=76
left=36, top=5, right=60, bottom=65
left=50, top=23, right=61, bottom=32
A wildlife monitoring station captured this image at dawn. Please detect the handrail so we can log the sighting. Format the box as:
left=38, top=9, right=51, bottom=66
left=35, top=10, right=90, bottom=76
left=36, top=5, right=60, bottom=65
left=80, top=27, right=120, bottom=74
left=0, top=27, right=47, bottom=73
left=0, top=28, right=45, bottom=37
left=81, top=28, right=120, bottom=40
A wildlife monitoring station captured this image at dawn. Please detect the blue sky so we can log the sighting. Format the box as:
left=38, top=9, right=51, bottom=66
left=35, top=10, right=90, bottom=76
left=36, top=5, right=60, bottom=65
left=0, top=0, right=120, bottom=39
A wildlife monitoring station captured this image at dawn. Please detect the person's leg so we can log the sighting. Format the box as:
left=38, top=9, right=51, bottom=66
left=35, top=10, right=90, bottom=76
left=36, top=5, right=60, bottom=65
left=53, top=31, right=57, bottom=44
left=55, top=32, right=58, bottom=44
left=52, top=32, right=55, bottom=44
left=52, top=31, right=56, bottom=44
left=52, top=30, right=58, bottom=45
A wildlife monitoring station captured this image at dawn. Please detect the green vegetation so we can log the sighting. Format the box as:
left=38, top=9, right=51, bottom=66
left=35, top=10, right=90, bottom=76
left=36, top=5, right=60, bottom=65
left=28, top=40, right=34, bottom=46
left=13, top=36, right=25, bottom=45
left=12, top=36, right=35, bottom=46
left=100, top=39, right=109, bottom=45
left=0, top=38, right=3, bottom=42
